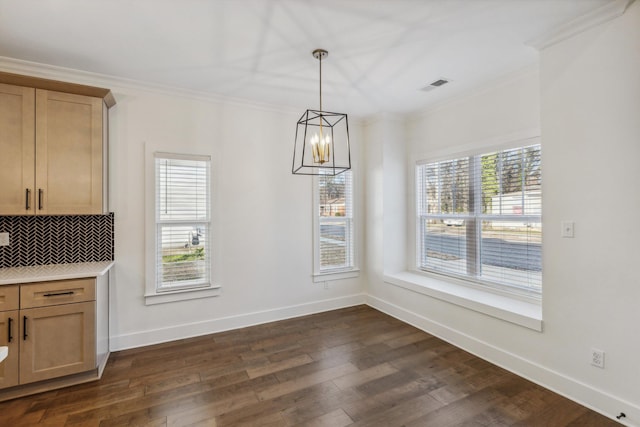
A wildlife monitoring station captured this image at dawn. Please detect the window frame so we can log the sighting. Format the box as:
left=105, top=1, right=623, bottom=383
left=414, top=138, right=542, bottom=298
left=144, top=147, right=220, bottom=305
left=312, top=169, right=359, bottom=282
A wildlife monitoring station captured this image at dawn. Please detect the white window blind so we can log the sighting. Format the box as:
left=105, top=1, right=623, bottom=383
left=155, top=153, right=211, bottom=291
left=417, top=144, right=541, bottom=293
left=318, top=170, right=354, bottom=272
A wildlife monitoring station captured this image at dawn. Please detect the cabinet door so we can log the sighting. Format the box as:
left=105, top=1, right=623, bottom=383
left=0, top=311, right=20, bottom=389
left=35, top=90, right=103, bottom=214
left=0, top=83, right=35, bottom=215
left=20, top=302, right=96, bottom=384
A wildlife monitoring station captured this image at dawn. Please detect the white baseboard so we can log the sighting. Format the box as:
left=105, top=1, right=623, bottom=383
left=110, top=293, right=366, bottom=351
left=366, top=295, right=639, bottom=427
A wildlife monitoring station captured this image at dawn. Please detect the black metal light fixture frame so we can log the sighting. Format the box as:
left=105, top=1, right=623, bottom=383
left=292, top=49, right=351, bottom=176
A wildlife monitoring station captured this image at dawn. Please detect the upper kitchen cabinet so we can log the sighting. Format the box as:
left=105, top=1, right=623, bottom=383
left=35, top=90, right=103, bottom=215
left=0, top=72, right=115, bottom=215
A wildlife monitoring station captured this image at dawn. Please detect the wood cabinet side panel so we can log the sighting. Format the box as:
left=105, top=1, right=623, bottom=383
left=96, top=274, right=109, bottom=364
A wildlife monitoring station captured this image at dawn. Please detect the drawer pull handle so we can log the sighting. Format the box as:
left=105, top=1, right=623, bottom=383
left=38, top=189, right=43, bottom=210
left=26, top=189, right=31, bottom=210
left=23, top=316, right=27, bottom=340
left=7, top=317, right=13, bottom=343
left=43, top=291, right=74, bottom=297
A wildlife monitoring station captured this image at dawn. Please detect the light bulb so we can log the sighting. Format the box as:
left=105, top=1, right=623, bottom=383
left=311, top=130, right=330, bottom=164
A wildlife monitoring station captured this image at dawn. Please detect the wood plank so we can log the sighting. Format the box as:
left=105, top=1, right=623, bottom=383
left=332, top=362, right=398, bottom=390
left=342, top=375, right=445, bottom=422
left=279, top=380, right=363, bottom=425
left=245, top=353, right=313, bottom=379
left=257, top=362, right=359, bottom=400
left=350, top=393, right=443, bottom=427
left=406, top=387, right=506, bottom=426
left=218, top=381, right=340, bottom=426
left=304, top=408, right=353, bottom=427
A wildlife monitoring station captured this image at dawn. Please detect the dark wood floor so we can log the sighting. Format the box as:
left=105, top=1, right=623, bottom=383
left=0, top=305, right=620, bottom=426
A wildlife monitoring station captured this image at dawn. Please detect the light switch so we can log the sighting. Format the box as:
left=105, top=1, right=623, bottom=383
left=561, top=221, right=574, bottom=238
left=0, top=232, right=9, bottom=246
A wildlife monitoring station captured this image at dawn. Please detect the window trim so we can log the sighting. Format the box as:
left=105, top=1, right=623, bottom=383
left=312, top=169, right=360, bottom=282
left=144, top=144, right=220, bottom=305
left=413, top=135, right=542, bottom=300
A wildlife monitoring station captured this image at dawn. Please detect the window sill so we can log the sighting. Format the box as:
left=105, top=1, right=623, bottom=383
left=145, top=285, right=221, bottom=305
left=383, top=271, right=542, bottom=331
left=313, top=268, right=360, bottom=283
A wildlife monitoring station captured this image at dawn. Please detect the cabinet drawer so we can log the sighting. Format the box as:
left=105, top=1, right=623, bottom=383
left=20, top=278, right=96, bottom=308
left=0, top=286, right=19, bottom=312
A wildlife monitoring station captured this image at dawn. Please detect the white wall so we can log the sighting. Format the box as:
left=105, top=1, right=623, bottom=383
left=363, top=114, right=407, bottom=282
left=540, top=0, right=640, bottom=412
left=365, top=2, right=640, bottom=423
left=107, top=88, right=366, bottom=348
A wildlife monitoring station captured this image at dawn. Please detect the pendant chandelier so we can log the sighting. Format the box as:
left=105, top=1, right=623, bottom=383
left=292, top=49, right=351, bottom=176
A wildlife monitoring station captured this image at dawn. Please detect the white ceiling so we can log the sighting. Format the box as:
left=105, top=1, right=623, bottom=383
left=0, top=0, right=616, bottom=116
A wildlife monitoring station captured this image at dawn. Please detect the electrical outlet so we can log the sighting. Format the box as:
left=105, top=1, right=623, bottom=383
left=0, top=232, right=9, bottom=246
left=591, top=348, right=605, bottom=368
left=561, top=221, right=575, bottom=238
left=323, top=281, right=329, bottom=290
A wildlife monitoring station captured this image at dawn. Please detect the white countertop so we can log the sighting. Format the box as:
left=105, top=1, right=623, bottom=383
left=0, top=261, right=114, bottom=285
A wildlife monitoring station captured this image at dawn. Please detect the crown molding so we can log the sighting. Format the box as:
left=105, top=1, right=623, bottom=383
left=0, top=56, right=306, bottom=116
left=526, top=0, right=635, bottom=50
left=0, top=56, right=367, bottom=125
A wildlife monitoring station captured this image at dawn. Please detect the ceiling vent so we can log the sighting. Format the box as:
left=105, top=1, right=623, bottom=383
left=421, top=78, right=450, bottom=92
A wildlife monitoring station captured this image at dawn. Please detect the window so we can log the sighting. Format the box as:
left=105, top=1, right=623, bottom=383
left=314, top=170, right=357, bottom=280
left=155, top=153, right=211, bottom=292
left=416, top=143, right=541, bottom=294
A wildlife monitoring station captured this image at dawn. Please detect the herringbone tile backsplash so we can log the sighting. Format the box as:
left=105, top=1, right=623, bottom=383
left=0, top=213, right=114, bottom=268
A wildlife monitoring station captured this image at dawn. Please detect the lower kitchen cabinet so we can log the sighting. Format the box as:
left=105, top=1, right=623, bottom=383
left=0, top=275, right=109, bottom=400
